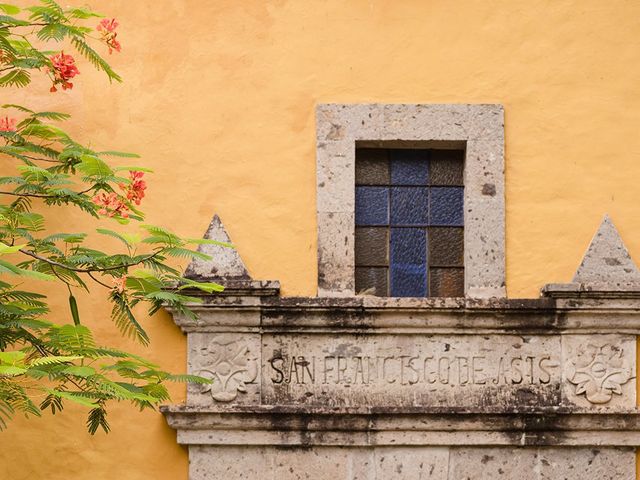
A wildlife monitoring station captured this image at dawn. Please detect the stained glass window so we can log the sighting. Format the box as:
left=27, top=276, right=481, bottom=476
left=354, top=148, right=464, bottom=297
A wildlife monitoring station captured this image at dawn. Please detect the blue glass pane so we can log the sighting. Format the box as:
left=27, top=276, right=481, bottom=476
left=390, top=228, right=427, bottom=297
left=355, top=186, right=389, bottom=225
left=430, top=187, right=464, bottom=226
left=390, top=150, right=429, bottom=185
left=390, top=187, right=428, bottom=225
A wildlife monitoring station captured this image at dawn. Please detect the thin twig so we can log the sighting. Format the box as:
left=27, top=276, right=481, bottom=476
left=87, top=271, right=112, bottom=289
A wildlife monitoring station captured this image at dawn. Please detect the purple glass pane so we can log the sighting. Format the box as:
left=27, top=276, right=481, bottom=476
left=390, top=228, right=427, bottom=297
left=390, top=187, right=429, bottom=225
left=355, top=186, right=389, bottom=226
left=430, top=187, right=464, bottom=226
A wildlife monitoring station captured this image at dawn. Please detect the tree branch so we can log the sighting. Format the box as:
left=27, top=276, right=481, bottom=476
left=0, top=186, right=95, bottom=199
left=19, top=248, right=162, bottom=273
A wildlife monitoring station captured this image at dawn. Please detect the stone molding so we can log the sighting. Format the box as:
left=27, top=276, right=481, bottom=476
left=315, top=103, right=506, bottom=298
left=162, top=407, right=640, bottom=447
left=169, top=296, right=640, bottom=412
left=170, top=295, right=640, bottom=335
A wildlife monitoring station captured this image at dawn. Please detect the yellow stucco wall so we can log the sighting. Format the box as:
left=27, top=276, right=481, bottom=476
left=1, top=0, right=640, bottom=478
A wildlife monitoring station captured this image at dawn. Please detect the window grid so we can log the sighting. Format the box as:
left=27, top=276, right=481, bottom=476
left=354, top=148, right=464, bottom=298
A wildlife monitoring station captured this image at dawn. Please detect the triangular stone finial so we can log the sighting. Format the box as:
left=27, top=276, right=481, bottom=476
left=572, top=214, right=640, bottom=286
left=184, top=215, right=250, bottom=281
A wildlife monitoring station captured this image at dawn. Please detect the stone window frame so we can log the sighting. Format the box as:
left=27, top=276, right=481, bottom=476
left=316, top=104, right=505, bottom=299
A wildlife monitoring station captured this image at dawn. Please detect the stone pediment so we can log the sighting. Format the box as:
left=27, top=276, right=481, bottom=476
left=184, top=215, right=251, bottom=281
left=545, top=215, right=640, bottom=297
left=573, top=214, right=640, bottom=286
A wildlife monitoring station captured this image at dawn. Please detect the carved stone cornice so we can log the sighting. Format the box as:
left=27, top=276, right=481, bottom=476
left=169, top=295, right=640, bottom=335
left=161, top=405, right=640, bottom=447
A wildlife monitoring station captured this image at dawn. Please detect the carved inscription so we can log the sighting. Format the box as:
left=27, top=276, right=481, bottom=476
left=269, top=353, right=555, bottom=387
left=261, top=334, right=562, bottom=408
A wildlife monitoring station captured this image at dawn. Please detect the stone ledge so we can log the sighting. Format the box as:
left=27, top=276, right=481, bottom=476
left=170, top=295, right=640, bottom=334
left=170, top=279, right=281, bottom=299
left=161, top=406, right=640, bottom=447
left=543, top=282, right=640, bottom=299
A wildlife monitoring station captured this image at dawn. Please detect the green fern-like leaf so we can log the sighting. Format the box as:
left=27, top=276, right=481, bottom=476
left=86, top=406, right=109, bottom=434
left=0, top=69, right=30, bottom=88
left=30, top=355, right=82, bottom=366
left=70, top=36, right=121, bottom=83
left=110, top=293, right=149, bottom=346
left=0, top=4, right=21, bottom=15
left=166, top=373, right=213, bottom=384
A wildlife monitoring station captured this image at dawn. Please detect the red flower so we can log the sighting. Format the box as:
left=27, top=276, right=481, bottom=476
left=0, top=116, right=17, bottom=132
left=97, top=18, right=121, bottom=54
left=119, top=171, right=147, bottom=205
left=49, top=52, right=79, bottom=92
left=92, top=192, right=129, bottom=218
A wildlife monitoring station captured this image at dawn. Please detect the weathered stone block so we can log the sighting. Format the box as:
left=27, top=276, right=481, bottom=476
left=317, top=211, right=355, bottom=296
left=262, top=334, right=562, bottom=408
left=449, top=447, right=538, bottom=479
left=537, top=447, right=635, bottom=479
left=189, top=446, right=271, bottom=480
left=448, top=447, right=634, bottom=480
left=188, top=446, right=450, bottom=480
left=187, top=333, right=261, bottom=406
left=374, top=447, right=448, bottom=479
left=561, top=335, right=636, bottom=409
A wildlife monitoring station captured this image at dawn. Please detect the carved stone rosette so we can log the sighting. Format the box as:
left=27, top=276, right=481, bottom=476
left=196, top=334, right=258, bottom=402
left=565, top=343, right=633, bottom=404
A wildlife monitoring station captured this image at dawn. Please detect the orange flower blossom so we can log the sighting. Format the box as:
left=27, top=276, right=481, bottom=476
left=92, top=192, right=129, bottom=218
left=97, top=18, right=121, bottom=54
left=112, top=275, right=127, bottom=294
left=49, top=52, right=80, bottom=92
left=0, top=116, right=17, bottom=132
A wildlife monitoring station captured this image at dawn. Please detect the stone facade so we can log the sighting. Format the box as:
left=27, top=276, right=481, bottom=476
left=162, top=214, right=640, bottom=479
